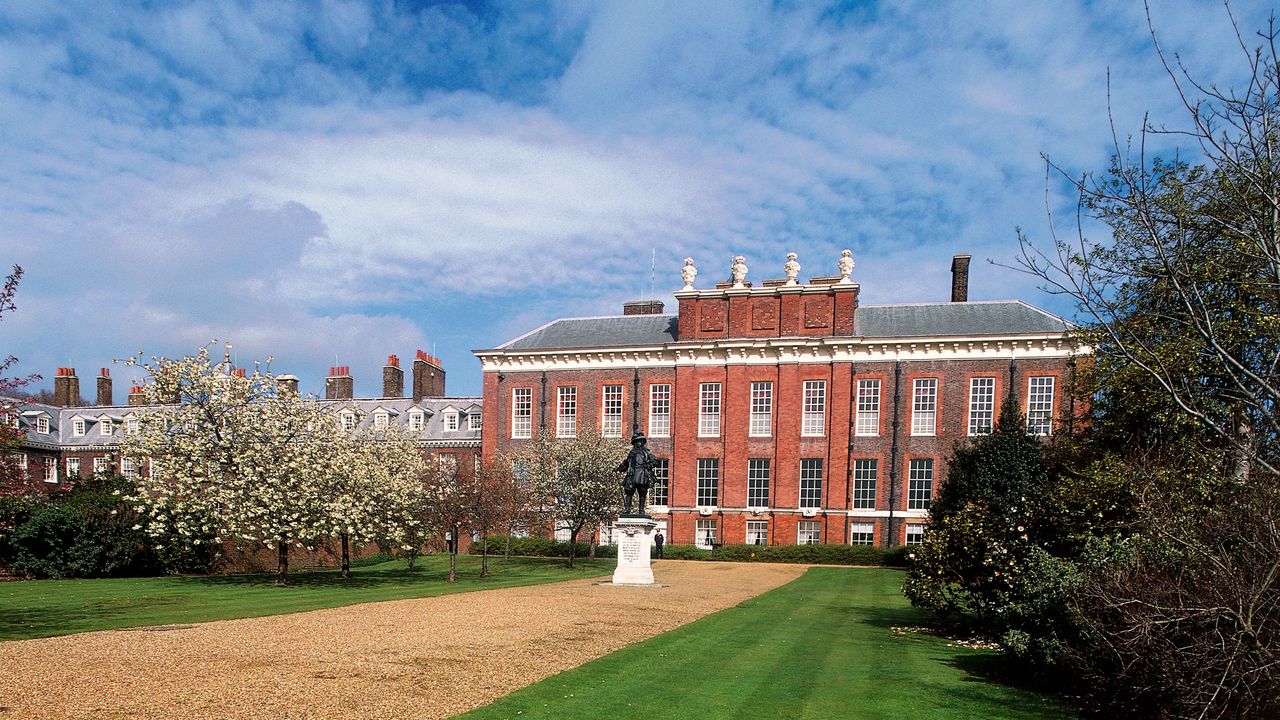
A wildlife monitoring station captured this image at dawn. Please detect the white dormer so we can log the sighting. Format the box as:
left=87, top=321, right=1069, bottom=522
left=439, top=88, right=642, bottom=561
left=441, top=405, right=460, bottom=432
left=22, top=411, right=51, bottom=435
left=407, top=409, right=425, bottom=432
left=464, top=403, right=483, bottom=431
left=124, top=413, right=139, bottom=435
left=71, top=416, right=88, bottom=437
left=97, top=414, right=115, bottom=437
left=340, top=410, right=357, bottom=432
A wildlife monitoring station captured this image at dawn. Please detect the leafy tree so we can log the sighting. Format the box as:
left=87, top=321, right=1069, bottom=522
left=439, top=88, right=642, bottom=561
left=1, top=265, right=40, bottom=499
left=422, top=456, right=475, bottom=583
left=514, top=428, right=625, bottom=569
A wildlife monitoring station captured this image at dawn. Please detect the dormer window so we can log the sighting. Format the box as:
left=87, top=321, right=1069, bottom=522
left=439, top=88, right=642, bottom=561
left=468, top=414, right=482, bottom=431
left=408, top=411, right=425, bottom=431
left=444, top=411, right=459, bottom=431
left=340, top=412, right=357, bottom=432
left=100, top=419, right=113, bottom=436
left=125, top=416, right=139, bottom=435
left=36, top=416, right=49, bottom=434
left=72, top=419, right=86, bottom=436
left=373, top=412, right=389, bottom=431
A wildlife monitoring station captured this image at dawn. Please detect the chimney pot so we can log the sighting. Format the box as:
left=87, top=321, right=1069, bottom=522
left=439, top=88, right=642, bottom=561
left=623, top=300, right=665, bottom=315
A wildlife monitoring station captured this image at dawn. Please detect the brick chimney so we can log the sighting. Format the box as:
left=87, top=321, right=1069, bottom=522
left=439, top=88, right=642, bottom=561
left=276, top=374, right=299, bottom=396
left=233, top=368, right=246, bottom=378
left=412, top=350, right=445, bottom=401
left=951, top=254, right=971, bottom=303
left=325, top=366, right=353, bottom=400
left=623, top=300, right=665, bottom=315
left=96, top=368, right=113, bottom=406
left=128, top=385, right=147, bottom=407
left=53, top=367, right=80, bottom=407
left=383, top=355, right=404, bottom=398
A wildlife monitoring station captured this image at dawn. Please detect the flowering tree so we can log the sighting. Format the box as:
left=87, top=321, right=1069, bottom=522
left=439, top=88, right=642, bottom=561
left=0, top=265, right=39, bottom=497
left=514, top=428, right=625, bottom=569
left=421, top=456, right=476, bottom=583
left=321, top=425, right=426, bottom=578
left=470, top=459, right=535, bottom=577
left=121, top=343, right=336, bottom=585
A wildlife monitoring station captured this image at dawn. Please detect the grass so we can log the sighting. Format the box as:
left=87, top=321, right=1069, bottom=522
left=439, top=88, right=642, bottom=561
left=458, top=567, right=1074, bottom=720
left=0, top=554, right=610, bottom=640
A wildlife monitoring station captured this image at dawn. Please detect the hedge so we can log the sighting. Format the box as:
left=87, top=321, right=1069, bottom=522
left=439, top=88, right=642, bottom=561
left=473, top=535, right=909, bottom=567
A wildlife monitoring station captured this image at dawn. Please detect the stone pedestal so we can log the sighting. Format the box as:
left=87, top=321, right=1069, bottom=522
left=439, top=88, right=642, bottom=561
left=611, top=515, right=657, bottom=585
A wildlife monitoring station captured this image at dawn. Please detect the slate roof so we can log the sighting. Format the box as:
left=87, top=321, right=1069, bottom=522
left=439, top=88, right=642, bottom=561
left=489, top=301, right=1070, bottom=352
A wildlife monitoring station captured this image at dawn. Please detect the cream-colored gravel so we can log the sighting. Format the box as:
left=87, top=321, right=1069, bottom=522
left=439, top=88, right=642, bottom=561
left=0, top=561, right=806, bottom=719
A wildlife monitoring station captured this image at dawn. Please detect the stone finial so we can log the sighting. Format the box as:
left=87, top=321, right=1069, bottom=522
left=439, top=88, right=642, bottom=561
left=783, top=252, right=800, bottom=285
left=730, top=255, right=748, bottom=288
left=680, top=257, right=697, bottom=290
left=837, top=249, right=855, bottom=284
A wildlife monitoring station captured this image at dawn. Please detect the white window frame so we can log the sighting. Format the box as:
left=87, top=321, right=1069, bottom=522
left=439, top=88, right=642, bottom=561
left=557, top=386, right=577, bottom=438
left=856, top=379, right=881, bottom=436
left=373, top=412, right=389, bottom=431
left=650, top=459, right=669, bottom=506
left=850, top=522, right=875, bottom=546
left=121, top=456, right=136, bottom=479
left=443, top=411, right=459, bottom=432
left=698, top=383, right=721, bottom=437
left=468, top=413, right=482, bottom=431
left=408, top=411, right=425, bottom=431
left=852, top=459, right=877, bottom=510
left=340, top=412, right=357, bottom=433
left=696, top=458, right=719, bottom=507
left=14, top=453, right=27, bottom=471
left=798, top=520, right=821, bottom=545
left=648, top=384, right=671, bottom=438
left=695, top=519, right=718, bottom=549
left=1027, top=376, right=1055, bottom=436
left=100, top=419, right=113, bottom=436
left=601, top=385, right=624, bottom=438
left=438, top=453, right=458, bottom=475
left=749, top=381, right=772, bottom=437
left=93, top=456, right=109, bottom=475
left=908, top=459, right=934, bottom=510
left=65, top=456, right=80, bottom=477
left=801, top=380, right=826, bottom=436
left=72, top=419, right=86, bottom=437
left=799, top=459, right=823, bottom=508
left=747, top=458, right=770, bottom=509
left=36, top=416, right=49, bottom=434
left=968, top=377, right=996, bottom=436
left=911, top=378, right=938, bottom=436
left=125, top=416, right=139, bottom=435
left=512, top=387, right=533, bottom=439
left=746, top=520, right=769, bottom=545
left=42, top=456, right=57, bottom=483
left=905, top=523, right=926, bottom=546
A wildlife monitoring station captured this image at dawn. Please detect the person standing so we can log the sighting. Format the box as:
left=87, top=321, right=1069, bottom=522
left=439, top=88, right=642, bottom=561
left=654, top=531, right=664, bottom=558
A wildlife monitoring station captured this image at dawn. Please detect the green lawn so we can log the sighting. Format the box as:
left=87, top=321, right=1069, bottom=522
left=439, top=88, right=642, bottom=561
left=0, top=554, right=610, bottom=640
left=458, top=567, right=1073, bottom=720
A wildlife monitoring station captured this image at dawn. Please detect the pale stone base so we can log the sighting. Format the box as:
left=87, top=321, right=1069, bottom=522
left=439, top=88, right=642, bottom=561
left=611, top=516, right=657, bottom=585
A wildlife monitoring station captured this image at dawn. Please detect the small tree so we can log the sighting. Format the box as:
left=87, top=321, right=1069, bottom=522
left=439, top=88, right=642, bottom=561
left=516, top=429, right=625, bottom=569
left=0, top=265, right=40, bottom=500
left=423, top=457, right=475, bottom=583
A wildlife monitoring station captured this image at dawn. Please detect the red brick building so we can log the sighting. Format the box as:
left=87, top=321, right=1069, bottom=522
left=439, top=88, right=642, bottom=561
left=476, top=252, right=1082, bottom=547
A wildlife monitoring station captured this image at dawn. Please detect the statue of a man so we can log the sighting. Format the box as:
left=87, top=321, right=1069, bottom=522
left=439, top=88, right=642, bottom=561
left=616, top=431, right=657, bottom=516
left=681, top=257, right=698, bottom=290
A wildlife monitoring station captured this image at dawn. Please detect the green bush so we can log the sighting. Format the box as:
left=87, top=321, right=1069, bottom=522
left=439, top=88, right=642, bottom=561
left=472, top=535, right=617, bottom=559
left=478, top=535, right=907, bottom=566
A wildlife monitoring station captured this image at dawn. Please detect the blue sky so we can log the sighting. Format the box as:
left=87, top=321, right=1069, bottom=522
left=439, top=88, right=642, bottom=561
left=0, top=0, right=1268, bottom=398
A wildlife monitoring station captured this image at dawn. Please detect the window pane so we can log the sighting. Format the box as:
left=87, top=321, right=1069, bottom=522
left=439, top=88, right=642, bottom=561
left=798, top=520, right=821, bottom=545
left=911, top=379, right=937, bottom=436
left=601, top=385, right=624, bottom=437
left=852, top=459, right=877, bottom=510
left=856, top=379, right=880, bottom=436
left=512, top=388, right=532, bottom=439
left=648, top=384, right=671, bottom=437
left=850, top=522, right=875, bottom=545
left=799, top=459, right=823, bottom=508
left=968, top=377, right=995, bottom=435
left=749, top=381, right=772, bottom=436
left=696, top=519, right=718, bottom=549
left=696, top=458, right=719, bottom=506
left=746, top=520, right=768, bottom=545
left=802, top=381, right=826, bottom=436
left=747, top=459, right=770, bottom=507
left=1027, top=376, right=1055, bottom=436
left=698, top=383, right=721, bottom=437
left=650, top=459, right=669, bottom=505
left=905, top=523, right=926, bottom=545
left=908, top=459, right=933, bottom=510
left=557, top=386, right=577, bottom=437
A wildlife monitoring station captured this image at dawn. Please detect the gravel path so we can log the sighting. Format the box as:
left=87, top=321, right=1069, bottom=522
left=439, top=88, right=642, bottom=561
left=0, top=561, right=806, bottom=719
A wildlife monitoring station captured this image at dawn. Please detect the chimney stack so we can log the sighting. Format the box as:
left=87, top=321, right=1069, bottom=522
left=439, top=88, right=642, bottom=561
left=412, top=350, right=446, bottom=401
left=623, top=300, right=665, bottom=315
left=325, top=366, right=354, bottom=400
left=383, top=355, right=405, bottom=398
left=96, top=368, right=113, bottom=406
left=53, top=367, right=80, bottom=407
left=950, top=254, right=971, bottom=303
left=128, top=385, right=147, bottom=407
left=276, top=374, right=299, bottom=396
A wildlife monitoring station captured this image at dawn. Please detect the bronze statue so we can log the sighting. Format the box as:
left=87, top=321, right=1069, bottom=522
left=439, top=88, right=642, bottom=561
left=616, top=431, right=657, bottom=516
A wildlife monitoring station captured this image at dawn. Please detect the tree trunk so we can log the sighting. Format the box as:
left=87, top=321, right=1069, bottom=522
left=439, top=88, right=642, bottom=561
left=340, top=533, right=351, bottom=579
left=448, top=545, right=458, bottom=583
left=480, top=534, right=490, bottom=578
left=504, top=520, right=512, bottom=559
left=276, top=540, right=289, bottom=586
left=567, top=528, right=578, bottom=569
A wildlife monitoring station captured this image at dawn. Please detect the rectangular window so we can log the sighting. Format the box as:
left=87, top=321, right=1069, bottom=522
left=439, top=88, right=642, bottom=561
left=121, top=457, right=136, bottom=479
left=799, top=459, right=823, bottom=508
left=408, top=413, right=424, bottom=431
left=798, top=520, right=821, bottom=545
left=905, top=523, right=926, bottom=545
left=65, top=457, right=80, bottom=477
left=512, top=388, right=533, bottom=439
left=911, top=379, right=937, bottom=436
left=648, top=384, right=671, bottom=438
left=340, top=413, right=357, bottom=432
left=696, top=458, right=719, bottom=507
left=968, top=377, right=996, bottom=436
left=125, top=417, right=139, bottom=435
left=599, top=522, right=615, bottom=546
left=15, top=453, right=26, bottom=471
left=747, top=459, right=771, bottom=508
left=93, top=456, right=108, bottom=475
left=554, top=523, right=572, bottom=543
left=749, top=381, right=772, bottom=436
left=468, top=413, right=482, bottom=431
left=696, top=519, right=718, bottom=549
left=36, top=416, right=49, bottom=434
left=908, top=459, right=934, bottom=510
left=444, top=412, right=459, bottom=431
left=650, top=459, right=669, bottom=506
left=373, top=413, right=388, bottom=431
left=746, top=520, right=769, bottom=545
left=72, top=419, right=85, bottom=436
left=556, top=386, right=577, bottom=437
left=856, top=379, right=881, bottom=436
left=852, top=459, right=878, bottom=510
left=43, top=456, right=56, bottom=483
left=100, top=419, right=113, bottom=436
left=698, top=383, right=721, bottom=437
left=802, top=380, right=826, bottom=436
left=511, top=459, right=531, bottom=488
left=1027, top=376, right=1055, bottom=436
left=850, top=522, right=875, bottom=545
left=601, top=385, right=624, bottom=437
